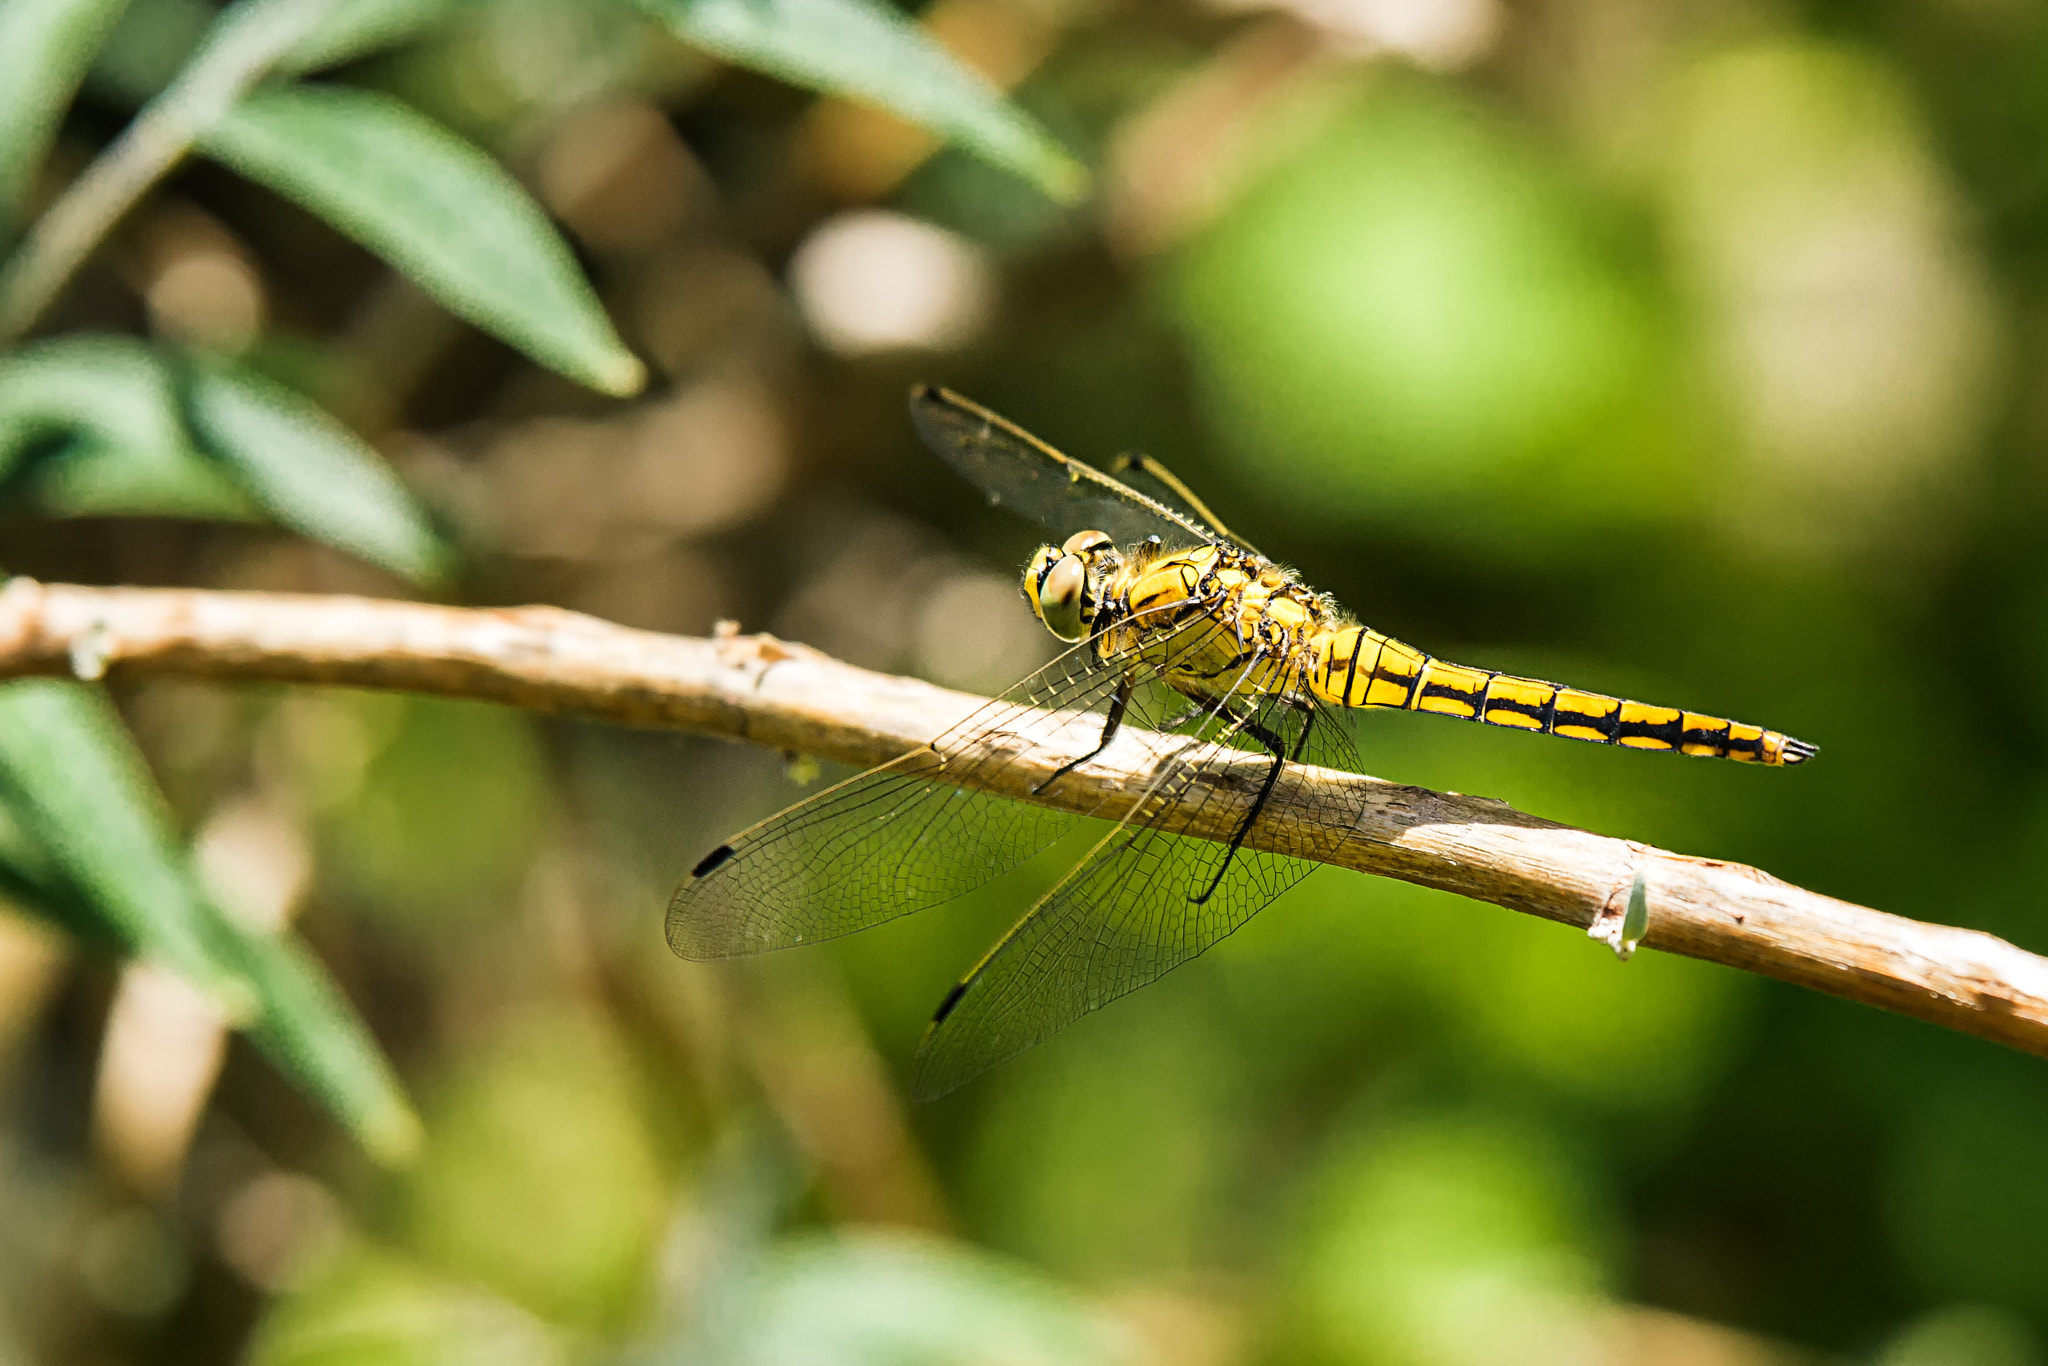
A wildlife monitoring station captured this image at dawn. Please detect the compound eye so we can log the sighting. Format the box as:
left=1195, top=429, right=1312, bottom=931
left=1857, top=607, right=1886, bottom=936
left=1062, top=529, right=1113, bottom=557
left=1037, top=553, right=1089, bottom=641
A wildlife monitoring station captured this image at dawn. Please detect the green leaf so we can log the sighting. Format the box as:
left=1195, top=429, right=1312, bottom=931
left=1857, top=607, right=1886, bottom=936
left=181, top=357, right=450, bottom=584
left=716, top=1232, right=1133, bottom=1365
left=0, top=0, right=134, bottom=230
left=1622, top=867, right=1650, bottom=952
left=0, top=680, right=419, bottom=1164
left=0, top=792, right=105, bottom=941
left=0, top=681, right=256, bottom=1012
left=86, top=0, right=473, bottom=105
left=636, top=0, right=1085, bottom=203
left=201, top=85, right=646, bottom=396
left=248, top=1245, right=567, bottom=1366
left=0, top=336, right=254, bottom=517
left=0, top=339, right=447, bottom=577
left=234, top=927, right=423, bottom=1165
left=84, top=0, right=212, bottom=106
left=279, top=0, right=473, bottom=75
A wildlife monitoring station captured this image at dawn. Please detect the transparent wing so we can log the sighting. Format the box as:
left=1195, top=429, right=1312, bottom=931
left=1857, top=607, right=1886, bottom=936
left=668, top=608, right=1233, bottom=959
left=910, top=385, right=1219, bottom=549
left=909, top=665, right=1367, bottom=1101
left=1106, top=452, right=1263, bottom=557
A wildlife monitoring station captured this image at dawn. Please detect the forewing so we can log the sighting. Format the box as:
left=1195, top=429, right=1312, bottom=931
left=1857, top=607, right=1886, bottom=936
left=910, top=385, right=1217, bottom=549
left=909, top=676, right=1368, bottom=1101
left=668, top=610, right=1225, bottom=959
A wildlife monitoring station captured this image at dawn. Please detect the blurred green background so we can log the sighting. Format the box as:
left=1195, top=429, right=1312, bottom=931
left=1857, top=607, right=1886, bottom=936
left=2, top=0, right=2047, bottom=1362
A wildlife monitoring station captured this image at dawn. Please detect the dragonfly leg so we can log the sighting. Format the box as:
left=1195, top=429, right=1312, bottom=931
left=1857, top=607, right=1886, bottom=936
left=1032, top=673, right=1135, bottom=795
left=1192, top=701, right=1315, bottom=905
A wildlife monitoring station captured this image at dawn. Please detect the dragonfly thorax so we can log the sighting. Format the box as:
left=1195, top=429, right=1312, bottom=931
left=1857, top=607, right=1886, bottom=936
left=1096, top=542, right=1346, bottom=699
left=1029, top=531, right=1349, bottom=708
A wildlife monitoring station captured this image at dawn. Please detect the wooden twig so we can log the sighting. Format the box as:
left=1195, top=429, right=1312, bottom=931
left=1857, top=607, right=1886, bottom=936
left=4, top=577, right=2045, bottom=1058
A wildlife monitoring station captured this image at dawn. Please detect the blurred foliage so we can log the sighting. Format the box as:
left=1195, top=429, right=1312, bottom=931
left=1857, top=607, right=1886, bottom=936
left=1177, top=73, right=1652, bottom=532
left=246, top=1243, right=571, bottom=1366
left=2, top=0, right=2048, bottom=1363
left=1284, top=1112, right=1612, bottom=1366
left=403, top=1006, right=665, bottom=1327
left=322, top=696, right=548, bottom=926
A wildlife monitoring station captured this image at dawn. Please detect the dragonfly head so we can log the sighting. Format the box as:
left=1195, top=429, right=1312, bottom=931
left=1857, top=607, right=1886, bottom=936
left=1025, top=530, right=1116, bottom=642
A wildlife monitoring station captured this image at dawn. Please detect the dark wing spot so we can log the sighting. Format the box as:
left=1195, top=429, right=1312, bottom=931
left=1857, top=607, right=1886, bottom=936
left=932, top=981, right=969, bottom=1023
left=690, top=844, right=736, bottom=879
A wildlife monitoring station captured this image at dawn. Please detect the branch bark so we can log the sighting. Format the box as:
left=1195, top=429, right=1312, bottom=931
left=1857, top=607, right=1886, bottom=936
left=4, top=577, right=2045, bottom=1059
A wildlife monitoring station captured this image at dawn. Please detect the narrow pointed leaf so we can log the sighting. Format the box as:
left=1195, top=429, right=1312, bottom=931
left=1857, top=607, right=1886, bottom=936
left=0, top=0, right=133, bottom=230
left=634, top=0, right=1085, bottom=202
left=181, top=357, right=449, bottom=583
left=0, top=680, right=419, bottom=1163
left=0, top=336, right=253, bottom=517
left=280, top=0, right=471, bottom=73
left=0, top=680, right=255, bottom=1013
left=0, top=791, right=104, bottom=940
left=201, top=85, right=646, bottom=396
left=84, top=0, right=212, bottom=106
left=233, top=929, right=423, bottom=1165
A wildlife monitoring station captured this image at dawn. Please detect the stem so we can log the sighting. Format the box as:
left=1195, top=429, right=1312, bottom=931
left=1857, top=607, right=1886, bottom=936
left=3, top=577, right=2045, bottom=1059
left=0, top=0, right=339, bottom=344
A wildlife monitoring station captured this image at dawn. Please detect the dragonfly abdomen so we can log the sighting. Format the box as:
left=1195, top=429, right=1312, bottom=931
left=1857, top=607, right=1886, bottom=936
left=1310, top=626, right=1815, bottom=766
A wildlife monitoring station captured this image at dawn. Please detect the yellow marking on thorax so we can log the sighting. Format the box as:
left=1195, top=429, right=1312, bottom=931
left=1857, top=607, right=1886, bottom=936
left=1266, top=596, right=1311, bottom=632
left=1101, top=547, right=1339, bottom=701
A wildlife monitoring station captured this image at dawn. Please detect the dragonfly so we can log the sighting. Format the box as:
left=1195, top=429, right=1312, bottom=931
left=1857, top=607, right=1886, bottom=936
left=669, top=386, right=1816, bottom=1100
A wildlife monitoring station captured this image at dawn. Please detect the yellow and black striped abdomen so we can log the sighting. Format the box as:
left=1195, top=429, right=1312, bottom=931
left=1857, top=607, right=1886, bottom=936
left=1310, top=626, right=1815, bottom=766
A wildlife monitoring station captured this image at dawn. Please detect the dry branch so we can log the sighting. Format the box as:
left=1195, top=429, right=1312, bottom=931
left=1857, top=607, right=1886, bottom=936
left=4, top=576, right=2046, bottom=1058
